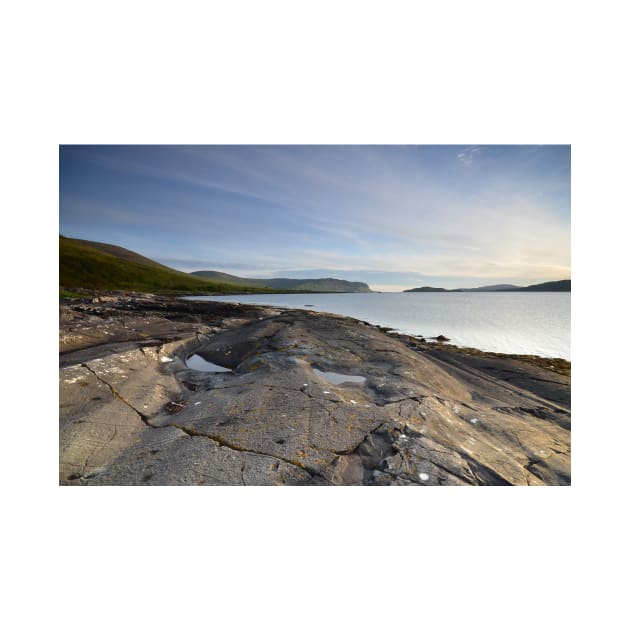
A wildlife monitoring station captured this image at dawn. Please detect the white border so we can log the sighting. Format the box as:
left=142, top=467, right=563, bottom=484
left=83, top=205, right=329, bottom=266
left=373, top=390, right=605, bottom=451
left=5, top=1, right=626, bottom=628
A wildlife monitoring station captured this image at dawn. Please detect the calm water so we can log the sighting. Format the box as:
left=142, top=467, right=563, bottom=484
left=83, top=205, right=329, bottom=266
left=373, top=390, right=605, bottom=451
left=184, top=292, right=570, bottom=360
left=312, top=368, right=367, bottom=385
left=185, top=354, right=232, bottom=372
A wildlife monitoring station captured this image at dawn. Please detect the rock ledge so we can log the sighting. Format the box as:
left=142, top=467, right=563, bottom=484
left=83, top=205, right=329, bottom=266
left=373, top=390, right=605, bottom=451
left=59, top=295, right=570, bottom=485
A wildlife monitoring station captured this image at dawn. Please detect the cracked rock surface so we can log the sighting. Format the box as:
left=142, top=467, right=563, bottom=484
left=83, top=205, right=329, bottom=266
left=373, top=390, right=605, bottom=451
left=59, top=294, right=570, bottom=485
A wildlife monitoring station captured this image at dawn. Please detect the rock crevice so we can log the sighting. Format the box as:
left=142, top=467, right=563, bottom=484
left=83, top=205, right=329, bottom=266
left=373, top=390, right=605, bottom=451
left=59, top=295, right=570, bottom=485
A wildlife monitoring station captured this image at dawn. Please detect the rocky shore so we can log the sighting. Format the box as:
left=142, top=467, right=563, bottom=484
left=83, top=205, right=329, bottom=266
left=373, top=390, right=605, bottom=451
left=59, top=293, right=570, bottom=485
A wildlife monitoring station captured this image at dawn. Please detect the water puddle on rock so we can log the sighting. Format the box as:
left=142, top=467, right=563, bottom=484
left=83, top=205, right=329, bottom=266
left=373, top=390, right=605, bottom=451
left=312, top=368, right=366, bottom=385
left=185, top=354, right=232, bottom=373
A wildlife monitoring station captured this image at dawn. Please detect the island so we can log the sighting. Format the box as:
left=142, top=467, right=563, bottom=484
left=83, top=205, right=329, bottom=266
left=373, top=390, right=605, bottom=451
left=403, top=286, right=449, bottom=292
left=404, top=280, right=571, bottom=292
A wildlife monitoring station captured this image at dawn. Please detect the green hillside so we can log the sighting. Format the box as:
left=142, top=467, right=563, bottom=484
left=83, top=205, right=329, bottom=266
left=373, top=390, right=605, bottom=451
left=61, top=236, right=175, bottom=271
left=189, top=270, right=270, bottom=287
left=59, top=236, right=271, bottom=294
left=191, top=270, right=372, bottom=292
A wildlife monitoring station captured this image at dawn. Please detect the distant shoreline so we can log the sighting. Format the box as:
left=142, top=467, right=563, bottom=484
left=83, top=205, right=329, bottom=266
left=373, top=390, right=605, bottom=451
left=403, top=279, right=571, bottom=293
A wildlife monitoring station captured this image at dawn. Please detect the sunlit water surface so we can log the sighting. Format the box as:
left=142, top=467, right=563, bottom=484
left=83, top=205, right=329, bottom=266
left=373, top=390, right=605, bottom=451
left=183, top=292, right=570, bottom=360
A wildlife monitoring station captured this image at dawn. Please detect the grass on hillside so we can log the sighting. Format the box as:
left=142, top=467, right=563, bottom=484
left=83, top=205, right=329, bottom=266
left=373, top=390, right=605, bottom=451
left=59, top=289, right=90, bottom=299
left=59, top=236, right=273, bottom=294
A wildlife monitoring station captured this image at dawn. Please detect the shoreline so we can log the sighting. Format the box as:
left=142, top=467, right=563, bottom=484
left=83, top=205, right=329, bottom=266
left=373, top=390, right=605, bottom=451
left=182, top=292, right=571, bottom=366
left=188, top=294, right=571, bottom=376
left=64, top=289, right=571, bottom=373
left=59, top=291, right=570, bottom=485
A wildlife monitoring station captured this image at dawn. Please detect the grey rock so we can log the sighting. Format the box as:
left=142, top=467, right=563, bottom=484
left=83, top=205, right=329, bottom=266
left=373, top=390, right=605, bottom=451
left=59, top=295, right=570, bottom=485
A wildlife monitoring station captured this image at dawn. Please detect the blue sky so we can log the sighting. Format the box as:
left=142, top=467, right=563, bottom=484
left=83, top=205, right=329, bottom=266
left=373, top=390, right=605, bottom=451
left=59, top=145, right=570, bottom=291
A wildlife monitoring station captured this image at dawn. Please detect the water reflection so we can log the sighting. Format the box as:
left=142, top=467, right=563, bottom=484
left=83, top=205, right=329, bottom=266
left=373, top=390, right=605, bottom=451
left=313, top=368, right=366, bottom=385
left=186, top=354, right=232, bottom=372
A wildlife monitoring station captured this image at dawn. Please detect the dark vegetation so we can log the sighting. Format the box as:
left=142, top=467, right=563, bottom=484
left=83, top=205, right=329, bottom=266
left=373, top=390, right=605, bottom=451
left=500, top=280, right=571, bottom=292
left=59, top=288, right=90, bottom=299
left=59, top=236, right=276, bottom=295
left=60, top=236, right=374, bottom=296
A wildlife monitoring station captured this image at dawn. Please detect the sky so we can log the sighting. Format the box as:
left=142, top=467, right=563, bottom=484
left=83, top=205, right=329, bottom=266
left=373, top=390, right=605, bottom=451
left=59, top=145, right=570, bottom=291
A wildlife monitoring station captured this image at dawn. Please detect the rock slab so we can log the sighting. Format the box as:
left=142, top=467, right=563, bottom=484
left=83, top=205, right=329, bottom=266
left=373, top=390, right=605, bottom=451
left=59, top=295, right=570, bottom=485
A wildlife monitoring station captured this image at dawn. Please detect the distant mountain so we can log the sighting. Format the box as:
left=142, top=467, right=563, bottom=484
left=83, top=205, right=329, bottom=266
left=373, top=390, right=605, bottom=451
left=402, top=286, right=448, bottom=292
left=60, top=236, right=273, bottom=294
left=403, top=280, right=571, bottom=293
left=502, top=279, right=571, bottom=292
left=191, top=270, right=372, bottom=293
left=455, top=284, right=520, bottom=292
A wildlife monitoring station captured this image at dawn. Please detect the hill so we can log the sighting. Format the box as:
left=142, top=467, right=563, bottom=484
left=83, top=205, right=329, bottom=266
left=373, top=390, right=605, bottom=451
left=503, top=280, right=571, bottom=292
left=59, top=236, right=272, bottom=294
left=403, top=280, right=571, bottom=293
left=61, top=236, right=175, bottom=271
left=402, top=286, right=448, bottom=292
left=191, top=270, right=372, bottom=293
left=455, top=284, right=520, bottom=292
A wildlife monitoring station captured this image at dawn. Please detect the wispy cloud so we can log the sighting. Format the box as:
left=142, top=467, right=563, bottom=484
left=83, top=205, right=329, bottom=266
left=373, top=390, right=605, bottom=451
left=60, top=145, right=570, bottom=289
left=456, top=145, right=484, bottom=166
